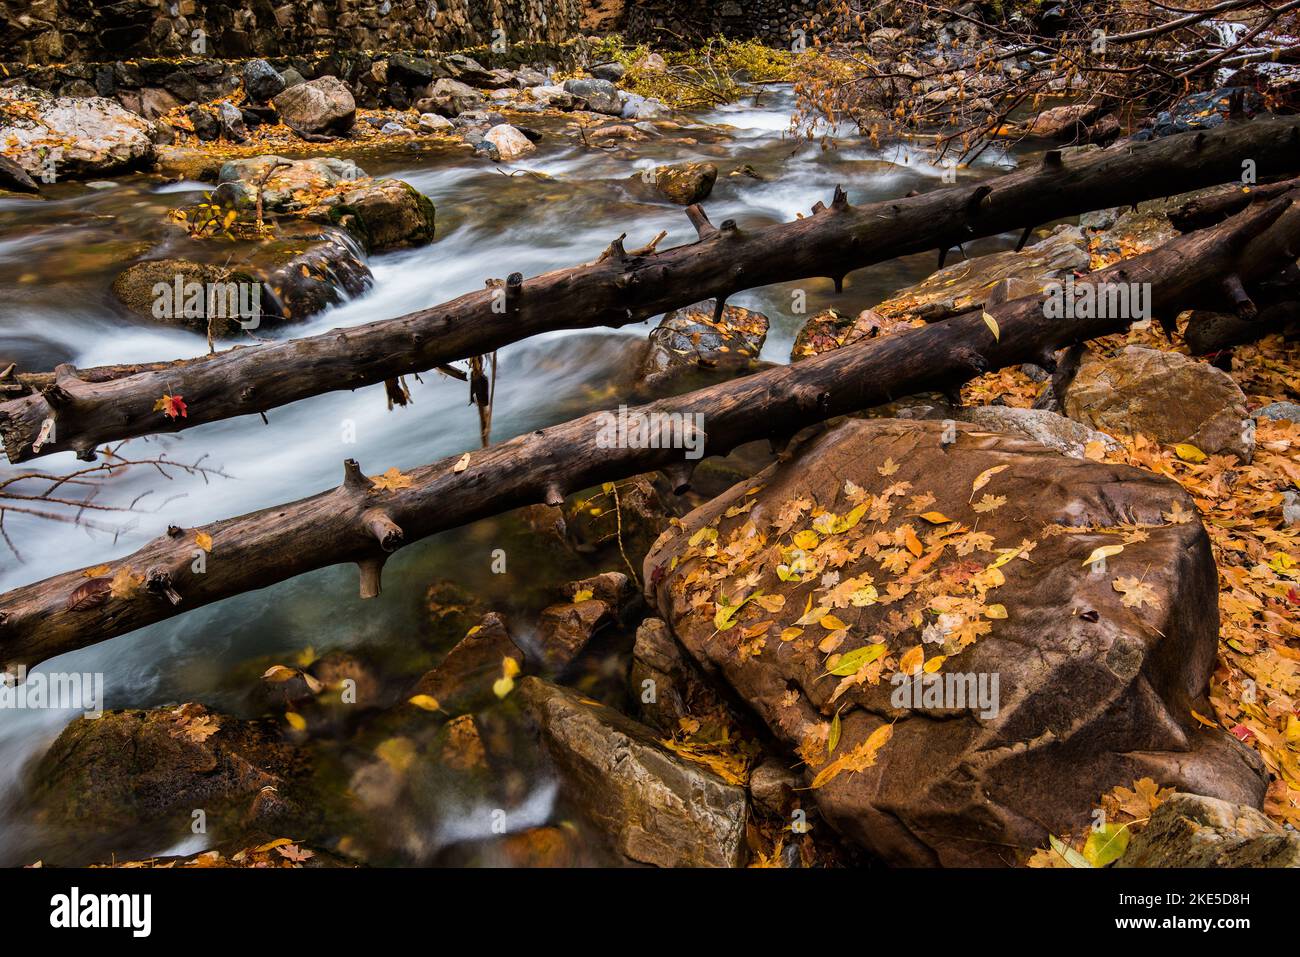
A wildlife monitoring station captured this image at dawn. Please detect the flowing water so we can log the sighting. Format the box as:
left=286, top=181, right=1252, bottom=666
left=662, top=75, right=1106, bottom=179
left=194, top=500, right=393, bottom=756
left=0, top=86, right=1031, bottom=865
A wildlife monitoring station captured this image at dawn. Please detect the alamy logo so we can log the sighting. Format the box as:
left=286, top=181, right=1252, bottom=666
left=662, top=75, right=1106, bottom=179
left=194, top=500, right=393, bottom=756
left=1043, top=277, right=1151, bottom=321
left=152, top=276, right=262, bottom=329
left=1, top=666, right=103, bottom=718
left=594, top=405, right=706, bottom=460
left=890, top=670, right=1000, bottom=719
left=50, top=888, right=151, bottom=937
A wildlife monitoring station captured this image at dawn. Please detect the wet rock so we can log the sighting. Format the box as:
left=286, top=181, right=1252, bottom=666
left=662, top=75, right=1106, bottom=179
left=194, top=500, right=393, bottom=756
left=272, top=75, right=356, bottom=135
left=562, top=77, right=622, bottom=115
left=387, top=53, right=434, bottom=88
left=961, top=406, right=1120, bottom=459
left=216, top=155, right=364, bottom=212
left=1255, top=401, right=1300, bottom=423
left=0, top=86, right=155, bottom=179
left=619, top=92, right=671, bottom=120
left=242, top=59, right=286, bottom=104
left=645, top=418, right=1267, bottom=866
left=483, top=123, right=535, bottom=161
left=417, top=112, right=454, bottom=133
left=516, top=677, right=748, bottom=867
left=436, top=714, right=488, bottom=772
left=533, top=599, right=616, bottom=673
left=324, top=179, right=436, bottom=253
left=29, top=702, right=300, bottom=832
left=254, top=228, right=373, bottom=321
left=410, top=611, right=525, bottom=715
left=749, top=757, right=801, bottom=818
left=590, top=62, right=627, bottom=82
left=1063, top=346, right=1254, bottom=461
left=640, top=300, right=768, bottom=386
left=791, top=308, right=885, bottom=360
left=0, top=155, right=39, bottom=194
left=524, top=84, right=575, bottom=110
left=308, top=649, right=384, bottom=710
left=1118, top=793, right=1300, bottom=867
left=111, top=259, right=252, bottom=335
left=647, top=161, right=717, bottom=204
left=629, top=617, right=727, bottom=735
left=417, top=78, right=486, bottom=118
left=561, top=571, right=635, bottom=612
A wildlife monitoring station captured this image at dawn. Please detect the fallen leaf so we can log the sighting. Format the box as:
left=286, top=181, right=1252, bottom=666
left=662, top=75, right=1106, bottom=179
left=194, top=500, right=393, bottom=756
left=370, top=467, right=413, bottom=491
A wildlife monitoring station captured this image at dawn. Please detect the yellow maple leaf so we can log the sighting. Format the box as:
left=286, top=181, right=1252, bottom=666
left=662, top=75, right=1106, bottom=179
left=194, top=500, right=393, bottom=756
left=1112, top=576, right=1159, bottom=609
left=370, top=466, right=413, bottom=491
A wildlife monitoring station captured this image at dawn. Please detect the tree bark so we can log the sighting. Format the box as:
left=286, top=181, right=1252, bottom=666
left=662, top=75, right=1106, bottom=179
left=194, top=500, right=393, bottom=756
left=3, top=117, right=1298, bottom=464
left=2, top=193, right=1298, bottom=673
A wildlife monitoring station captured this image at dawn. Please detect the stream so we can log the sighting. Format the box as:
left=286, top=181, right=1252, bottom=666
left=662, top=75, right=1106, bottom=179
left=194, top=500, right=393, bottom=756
left=0, top=85, right=1032, bottom=865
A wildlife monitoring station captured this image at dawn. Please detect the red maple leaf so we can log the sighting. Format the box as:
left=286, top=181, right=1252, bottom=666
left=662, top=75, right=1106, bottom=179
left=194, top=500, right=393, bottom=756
left=154, top=394, right=188, bottom=419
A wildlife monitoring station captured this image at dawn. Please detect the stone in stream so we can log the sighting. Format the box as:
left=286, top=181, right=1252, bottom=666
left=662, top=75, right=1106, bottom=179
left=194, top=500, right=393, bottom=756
left=483, top=123, right=535, bottom=161
left=323, top=179, right=437, bottom=253
left=1118, top=793, right=1300, bottom=867
left=523, top=84, right=576, bottom=111
left=111, top=259, right=257, bottom=336
left=629, top=617, right=730, bottom=735
left=560, top=571, right=636, bottom=611
left=0, top=86, right=156, bottom=179
left=417, top=112, right=455, bottom=133
left=0, top=155, right=40, bottom=194
left=1063, top=346, right=1255, bottom=461
left=644, top=418, right=1267, bottom=866
left=640, top=299, right=769, bottom=387
left=216, top=155, right=366, bottom=212
left=646, top=161, right=717, bottom=205
left=516, top=676, right=749, bottom=867
left=531, top=598, right=617, bottom=673
left=791, top=308, right=891, bottom=360
left=562, top=77, right=623, bottom=115
left=271, top=75, right=356, bottom=135
left=415, top=78, right=487, bottom=118
left=28, top=702, right=303, bottom=834
left=241, top=59, right=286, bottom=104
left=409, top=611, right=526, bottom=715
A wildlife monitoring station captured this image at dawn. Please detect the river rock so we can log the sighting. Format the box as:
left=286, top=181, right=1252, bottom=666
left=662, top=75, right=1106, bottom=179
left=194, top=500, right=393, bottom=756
left=561, top=571, right=635, bottom=611
left=644, top=418, right=1267, bottom=866
left=323, top=179, right=436, bottom=253
left=516, top=677, right=748, bottom=867
left=216, top=155, right=365, bottom=212
left=960, top=406, right=1120, bottom=459
left=648, top=161, right=717, bottom=204
left=112, top=258, right=253, bottom=335
left=629, top=616, right=728, bottom=734
left=620, top=92, right=671, bottom=120
left=272, top=76, right=356, bottom=135
left=791, top=308, right=888, bottom=360
left=1255, top=401, right=1300, bottom=423
left=417, top=78, right=487, bottom=118
left=532, top=598, right=616, bottom=673
left=0, top=155, right=39, bottom=194
left=418, top=112, right=454, bottom=133
left=0, top=86, right=155, bottom=179
left=525, top=84, right=575, bottom=110
left=29, top=702, right=300, bottom=832
left=409, top=611, right=525, bottom=715
left=483, top=123, right=535, bottom=161
left=242, top=59, right=286, bottom=104
left=257, top=229, right=372, bottom=320
left=1063, top=346, right=1254, bottom=461
left=562, top=78, right=622, bottom=115
left=590, top=62, right=627, bottom=82
left=1118, top=793, right=1300, bottom=867
left=640, top=300, right=768, bottom=386
left=387, top=53, right=434, bottom=88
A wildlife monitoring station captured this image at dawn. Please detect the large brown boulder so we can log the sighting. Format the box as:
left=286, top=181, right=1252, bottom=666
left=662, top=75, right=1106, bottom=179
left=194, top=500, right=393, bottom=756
left=644, top=418, right=1266, bottom=866
left=272, top=76, right=356, bottom=135
left=1064, top=346, right=1254, bottom=461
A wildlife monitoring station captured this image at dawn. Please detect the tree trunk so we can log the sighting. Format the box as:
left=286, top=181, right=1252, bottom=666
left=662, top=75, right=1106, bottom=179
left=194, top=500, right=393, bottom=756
left=2, top=192, right=1297, bottom=673
left=3, top=117, right=1298, bottom=464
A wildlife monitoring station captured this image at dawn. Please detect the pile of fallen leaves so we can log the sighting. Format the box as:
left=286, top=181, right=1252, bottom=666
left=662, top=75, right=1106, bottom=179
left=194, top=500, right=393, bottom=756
left=94, top=837, right=318, bottom=868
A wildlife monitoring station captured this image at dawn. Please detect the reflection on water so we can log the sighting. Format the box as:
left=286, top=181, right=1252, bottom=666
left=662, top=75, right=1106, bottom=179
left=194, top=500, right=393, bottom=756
left=0, top=86, right=1030, bottom=865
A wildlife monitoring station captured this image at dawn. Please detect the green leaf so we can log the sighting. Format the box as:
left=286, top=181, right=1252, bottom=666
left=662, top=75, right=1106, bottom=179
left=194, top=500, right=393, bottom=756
left=828, top=710, right=842, bottom=754
left=826, top=642, right=886, bottom=676
left=1083, top=823, right=1130, bottom=868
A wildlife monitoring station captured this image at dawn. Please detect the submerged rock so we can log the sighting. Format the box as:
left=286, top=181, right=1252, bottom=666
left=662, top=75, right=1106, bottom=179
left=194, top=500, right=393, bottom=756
left=0, top=86, right=155, bottom=179
left=1063, top=346, right=1254, bottom=461
left=516, top=677, right=748, bottom=867
left=640, top=300, right=768, bottom=386
left=1119, top=793, right=1300, bottom=867
left=29, top=702, right=301, bottom=832
left=647, top=161, right=717, bottom=204
left=645, top=418, right=1266, bottom=866
left=409, top=611, right=525, bottom=715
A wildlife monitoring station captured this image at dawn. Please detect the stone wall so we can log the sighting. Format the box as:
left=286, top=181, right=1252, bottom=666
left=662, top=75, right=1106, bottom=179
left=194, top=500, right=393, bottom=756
left=625, top=0, right=836, bottom=48
left=1, top=0, right=584, bottom=64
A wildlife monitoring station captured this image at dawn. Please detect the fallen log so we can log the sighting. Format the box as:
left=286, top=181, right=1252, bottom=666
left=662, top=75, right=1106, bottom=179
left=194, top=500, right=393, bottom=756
left=3, top=117, right=1298, bottom=464
left=2, top=192, right=1298, bottom=673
